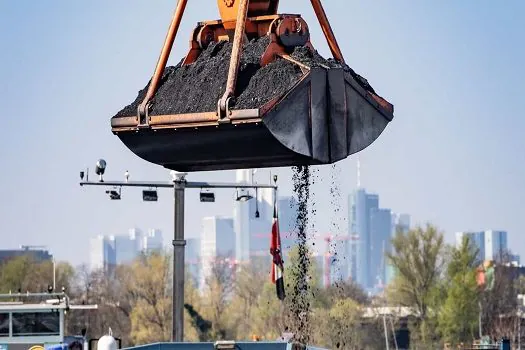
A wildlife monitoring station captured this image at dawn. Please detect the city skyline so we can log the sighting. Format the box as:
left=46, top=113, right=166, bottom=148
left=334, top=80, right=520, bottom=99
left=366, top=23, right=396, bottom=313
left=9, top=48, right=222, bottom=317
left=2, top=2, right=524, bottom=267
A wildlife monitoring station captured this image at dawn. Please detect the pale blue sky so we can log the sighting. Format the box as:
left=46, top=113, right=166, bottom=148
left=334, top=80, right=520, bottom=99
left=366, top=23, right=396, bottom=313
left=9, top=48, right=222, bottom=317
left=1, top=1, right=524, bottom=265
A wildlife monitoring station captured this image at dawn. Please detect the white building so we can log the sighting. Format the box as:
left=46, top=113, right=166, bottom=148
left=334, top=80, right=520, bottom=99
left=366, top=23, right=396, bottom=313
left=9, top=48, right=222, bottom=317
left=200, top=216, right=236, bottom=291
left=114, top=228, right=143, bottom=265
left=90, top=228, right=164, bottom=271
left=142, top=228, right=164, bottom=253
left=89, top=235, right=116, bottom=272
left=484, top=230, right=508, bottom=261
left=234, top=169, right=275, bottom=263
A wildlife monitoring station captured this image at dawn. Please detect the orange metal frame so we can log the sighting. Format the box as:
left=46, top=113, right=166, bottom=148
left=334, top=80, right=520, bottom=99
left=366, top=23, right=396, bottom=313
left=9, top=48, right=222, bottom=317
left=137, top=0, right=346, bottom=122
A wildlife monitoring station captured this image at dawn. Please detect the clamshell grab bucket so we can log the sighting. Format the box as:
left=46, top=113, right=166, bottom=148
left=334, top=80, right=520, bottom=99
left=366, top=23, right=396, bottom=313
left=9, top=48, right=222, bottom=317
left=110, top=66, right=394, bottom=172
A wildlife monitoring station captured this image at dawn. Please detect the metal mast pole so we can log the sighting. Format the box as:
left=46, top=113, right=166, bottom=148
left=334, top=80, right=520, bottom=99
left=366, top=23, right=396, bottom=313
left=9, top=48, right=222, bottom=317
left=79, top=167, right=278, bottom=342
left=172, top=172, right=186, bottom=342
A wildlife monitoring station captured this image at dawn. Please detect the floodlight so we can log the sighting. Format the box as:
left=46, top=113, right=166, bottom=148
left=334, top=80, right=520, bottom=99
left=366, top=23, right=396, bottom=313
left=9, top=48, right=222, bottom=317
left=95, top=159, right=106, bottom=182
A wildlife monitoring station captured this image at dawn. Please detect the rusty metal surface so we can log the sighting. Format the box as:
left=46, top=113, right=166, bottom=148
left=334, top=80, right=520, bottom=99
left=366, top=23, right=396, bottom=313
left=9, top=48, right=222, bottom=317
left=309, top=0, right=345, bottom=63
left=219, top=0, right=249, bottom=117
left=138, top=0, right=188, bottom=120
left=111, top=110, right=261, bottom=132
left=218, top=0, right=280, bottom=29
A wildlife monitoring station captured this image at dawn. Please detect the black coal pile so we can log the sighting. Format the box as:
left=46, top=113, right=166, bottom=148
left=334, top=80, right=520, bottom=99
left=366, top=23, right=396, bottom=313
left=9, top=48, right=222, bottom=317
left=114, top=36, right=379, bottom=118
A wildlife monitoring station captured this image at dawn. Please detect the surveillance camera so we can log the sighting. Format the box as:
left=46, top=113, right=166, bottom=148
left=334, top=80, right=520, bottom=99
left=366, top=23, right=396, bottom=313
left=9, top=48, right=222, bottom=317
left=80, top=171, right=85, bottom=181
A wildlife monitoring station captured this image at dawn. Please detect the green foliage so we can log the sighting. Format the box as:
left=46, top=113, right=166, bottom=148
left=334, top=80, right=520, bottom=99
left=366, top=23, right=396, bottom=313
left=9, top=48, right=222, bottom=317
left=10, top=223, right=522, bottom=348
left=437, top=236, right=480, bottom=345
left=386, top=223, right=446, bottom=346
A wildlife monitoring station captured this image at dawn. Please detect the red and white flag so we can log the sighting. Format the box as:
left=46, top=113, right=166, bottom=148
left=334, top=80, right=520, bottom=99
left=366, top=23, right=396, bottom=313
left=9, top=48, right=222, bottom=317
left=270, top=204, right=285, bottom=300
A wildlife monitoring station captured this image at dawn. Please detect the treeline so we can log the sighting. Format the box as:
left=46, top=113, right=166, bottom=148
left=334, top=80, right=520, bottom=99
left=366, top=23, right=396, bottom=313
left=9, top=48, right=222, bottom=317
left=1, top=224, right=524, bottom=349
left=385, top=224, right=525, bottom=348
left=0, top=246, right=386, bottom=349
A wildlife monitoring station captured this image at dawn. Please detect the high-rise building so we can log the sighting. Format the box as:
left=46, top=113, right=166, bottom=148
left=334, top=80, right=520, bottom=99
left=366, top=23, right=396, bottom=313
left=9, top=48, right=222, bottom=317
left=484, top=230, right=508, bottom=261
left=370, top=208, right=393, bottom=288
left=456, top=231, right=485, bottom=263
left=392, top=213, right=410, bottom=234
left=348, top=188, right=399, bottom=291
left=233, top=169, right=279, bottom=263
left=277, top=196, right=299, bottom=253
left=385, top=213, right=411, bottom=285
left=456, top=230, right=508, bottom=262
left=89, top=235, right=116, bottom=272
left=322, top=234, right=352, bottom=286
left=142, top=229, right=164, bottom=253
left=89, top=228, right=164, bottom=271
left=200, top=216, right=236, bottom=291
left=114, top=228, right=143, bottom=265
left=186, top=237, right=201, bottom=286
left=348, top=188, right=379, bottom=289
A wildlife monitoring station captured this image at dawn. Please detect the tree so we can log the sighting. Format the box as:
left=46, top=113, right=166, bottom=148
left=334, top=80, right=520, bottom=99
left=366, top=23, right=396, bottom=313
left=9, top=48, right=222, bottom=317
left=438, top=235, right=480, bottom=345
left=0, top=256, right=75, bottom=293
left=319, top=280, right=370, bottom=307
left=386, top=224, right=446, bottom=346
left=127, top=252, right=172, bottom=345
left=201, top=256, right=236, bottom=340
left=226, top=261, right=267, bottom=339
left=250, top=280, right=288, bottom=340
left=480, top=264, right=520, bottom=340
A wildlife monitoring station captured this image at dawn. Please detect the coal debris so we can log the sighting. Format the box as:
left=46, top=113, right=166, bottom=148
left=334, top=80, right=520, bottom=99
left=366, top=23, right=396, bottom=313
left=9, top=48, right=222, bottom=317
left=113, top=36, right=380, bottom=118
left=289, top=165, right=312, bottom=344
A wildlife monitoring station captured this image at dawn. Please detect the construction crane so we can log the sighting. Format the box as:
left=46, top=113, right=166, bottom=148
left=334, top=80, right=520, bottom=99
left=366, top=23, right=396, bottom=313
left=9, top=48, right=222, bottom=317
left=111, top=0, right=395, bottom=172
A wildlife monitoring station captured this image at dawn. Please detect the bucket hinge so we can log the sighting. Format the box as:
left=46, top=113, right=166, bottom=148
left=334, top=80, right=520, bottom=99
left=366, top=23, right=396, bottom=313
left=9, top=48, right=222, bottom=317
left=217, top=98, right=232, bottom=124
left=137, top=101, right=151, bottom=128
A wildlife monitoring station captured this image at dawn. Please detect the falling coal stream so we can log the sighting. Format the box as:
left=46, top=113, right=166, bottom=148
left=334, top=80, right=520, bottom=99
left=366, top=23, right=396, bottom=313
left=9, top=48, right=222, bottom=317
left=290, top=165, right=312, bottom=344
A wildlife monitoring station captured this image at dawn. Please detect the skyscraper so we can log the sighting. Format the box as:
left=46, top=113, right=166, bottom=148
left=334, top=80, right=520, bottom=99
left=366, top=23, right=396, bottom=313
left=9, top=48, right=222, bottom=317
left=456, top=231, right=485, bottom=263
left=385, top=213, right=411, bottom=284
left=186, top=237, right=201, bottom=286
left=114, top=228, right=143, bottom=265
left=348, top=188, right=378, bottom=289
left=200, top=216, right=236, bottom=291
left=392, top=213, right=410, bottom=234
left=233, top=169, right=276, bottom=263
left=142, top=229, right=164, bottom=253
left=276, top=195, right=298, bottom=254
left=484, top=230, right=508, bottom=261
left=89, top=235, right=116, bottom=272
left=89, top=228, right=164, bottom=271
left=349, top=188, right=397, bottom=290
left=455, top=230, right=508, bottom=262
left=370, top=208, right=393, bottom=288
